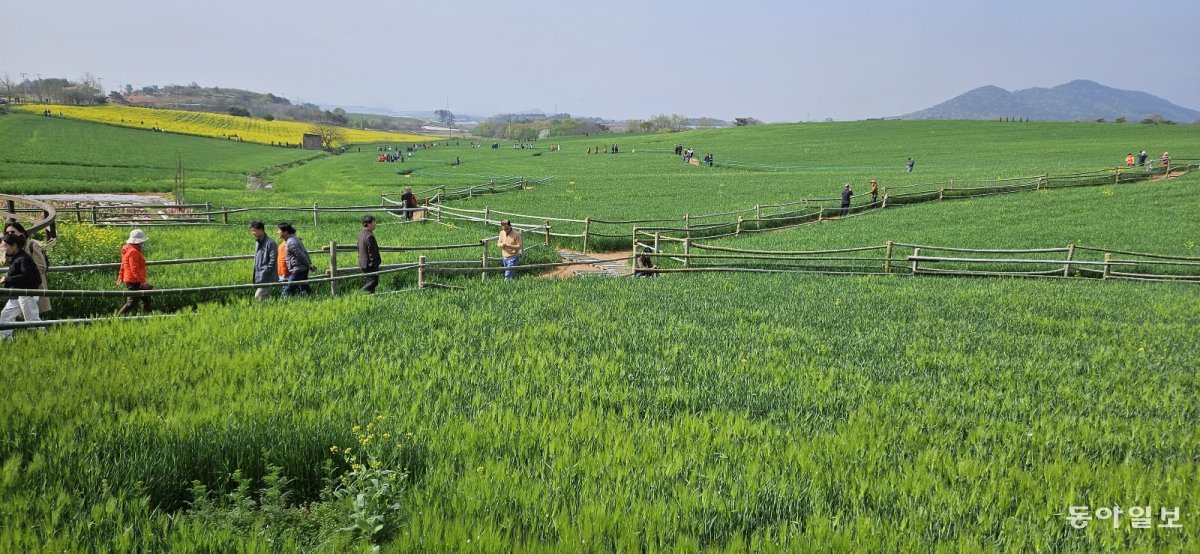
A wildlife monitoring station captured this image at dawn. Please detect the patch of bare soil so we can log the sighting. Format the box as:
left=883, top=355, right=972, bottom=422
left=542, top=249, right=631, bottom=279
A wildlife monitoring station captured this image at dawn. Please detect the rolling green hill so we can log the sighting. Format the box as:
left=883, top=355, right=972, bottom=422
left=0, top=113, right=325, bottom=194
left=2, top=114, right=1198, bottom=551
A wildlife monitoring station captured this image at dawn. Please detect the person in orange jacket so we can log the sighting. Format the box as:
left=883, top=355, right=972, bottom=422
left=116, top=229, right=152, bottom=316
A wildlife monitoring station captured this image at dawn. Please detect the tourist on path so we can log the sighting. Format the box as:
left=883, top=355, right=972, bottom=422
left=249, top=220, right=277, bottom=300
left=868, top=179, right=879, bottom=204
left=358, top=215, right=382, bottom=294
left=116, top=229, right=152, bottom=316
left=3, top=220, right=50, bottom=315
left=1, top=233, right=42, bottom=338
left=277, top=223, right=315, bottom=298
left=840, top=184, right=853, bottom=216
left=1125, top=153, right=1135, bottom=167
left=634, top=247, right=657, bottom=278
left=497, top=219, right=523, bottom=280
left=906, top=157, right=915, bottom=172
left=401, top=187, right=419, bottom=220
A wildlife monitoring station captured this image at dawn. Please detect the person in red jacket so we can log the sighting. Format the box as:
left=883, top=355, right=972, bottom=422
left=116, top=229, right=152, bottom=316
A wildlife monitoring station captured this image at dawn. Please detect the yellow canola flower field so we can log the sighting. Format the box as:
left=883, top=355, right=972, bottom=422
left=14, top=104, right=431, bottom=146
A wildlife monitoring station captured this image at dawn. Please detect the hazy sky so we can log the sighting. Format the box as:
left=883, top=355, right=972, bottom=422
left=3, top=0, right=1197, bottom=121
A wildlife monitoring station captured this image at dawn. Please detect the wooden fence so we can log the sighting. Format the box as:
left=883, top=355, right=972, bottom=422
left=631, top=239, right=1200, bottom=282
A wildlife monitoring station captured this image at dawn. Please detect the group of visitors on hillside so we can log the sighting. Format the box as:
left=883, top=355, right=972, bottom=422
left=672, top=145, right=713, bottom=166
left=1124, top=150, right=1172, bottom=168
left=0, top=200, right=529, bottom=331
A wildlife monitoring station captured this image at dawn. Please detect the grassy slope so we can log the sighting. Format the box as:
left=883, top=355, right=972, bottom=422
left=12, top=104, right=431, bottom=146
left=711, top=176, right=1200, bottom=256
left=3, top=275, right=1197, bottom=550
left=2, top=116, right=1199, bottom=550
left=0, top=113, right=324, bottom=194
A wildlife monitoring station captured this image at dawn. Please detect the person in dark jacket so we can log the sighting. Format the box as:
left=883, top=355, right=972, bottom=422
left=3, top=220, right=50, bottom=314
left=277, top=223, right=316, bottom=298
left=840, top=184, right=853, bottom=217
left=249, top=221, right=277, bottom=300
left=634, top=247, right=657, bottom=278
left=1, top=233, right=42, bottom=338
left=401, top=188, right=419, bottom=220
left=357, top=215, right=382, bottom=293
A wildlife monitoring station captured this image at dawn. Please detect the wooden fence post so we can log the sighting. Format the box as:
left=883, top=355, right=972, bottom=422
left=90, top=205, right=97, bottom=224
left=631, top=227, right=639, bottom=255
left=312, top=203, right=319, bottom=226
left=222, top=207, right=229, bottom=225
left=439, top=185, right=446, bottom=203
left=754, top=204, right=761, bottom=221
left=911, top=247, right=921, bottom=275
left=736, top=216, right=743, bottom=236
left=582, top=217, right=591, bottom=254
left=418, top=255, right=426, bottom=289
left=484, top=206, right=490, bottom=224
left=1063, top=244, right=1076, bottom=277
left=205, top=201, right=212, bottom=223
left=881, top=192, right=889, bottom=208
left=1115, top=169, right=1121, bottom=184
left=653, top=232, right=660, bottom=253
left=75, top=202, right=82, bottom=223
left=683, top=213, right=690, bottom=239
left=938, top=188, right=945, bottom=200
left=481, top=239, right=489, bottom=281
left=683, top=238, right=691, bottom=269
left=817, top=207, right=824, bottom=221
left=544, top=220, right=551, bottom=246
left=437, top=204, right=443, bottom=223
left=1102, top=253, right=1112, bottom=280
left=328, top=241, right=339, bottom=295
left=884, top=240, right=894, bottom=274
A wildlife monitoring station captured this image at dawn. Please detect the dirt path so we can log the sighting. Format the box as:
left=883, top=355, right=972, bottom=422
left=542, top=249, right=632, bottom=278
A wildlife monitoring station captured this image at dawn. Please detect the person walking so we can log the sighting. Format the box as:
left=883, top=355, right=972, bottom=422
left=497, top=219, right=523, bottom=280
left=1, top=233, right=42, bottom=338
left=249, top=221, right=277, bottom=300
left=1125, top=153, right=1135, bottom=167
left=840, top=184, right=853, bottom=217
left=357, top=215, right=382, bottom=293
left=3, top=220, right=50, bottom=315
left=116, top=229, right=152, bottom=316
left=277, top=223, right=315, bottom=298
left=906, top=157, right=915, bottom=173
left=868, top=179, right=879, bottom=205
left=1137, top=150, right=1147, bottom=166
left=401, top=187, right=419, bottom=221
left=634, top=247, right=657, bottom=277
left=1161, top=151, right=1171, bottom=168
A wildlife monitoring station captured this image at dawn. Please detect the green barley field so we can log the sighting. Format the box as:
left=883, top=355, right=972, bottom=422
left=1, top=112, right=1198, bottom=551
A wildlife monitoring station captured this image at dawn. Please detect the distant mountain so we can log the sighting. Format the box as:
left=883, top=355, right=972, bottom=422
left=901, top=80, right=1200, bottom=122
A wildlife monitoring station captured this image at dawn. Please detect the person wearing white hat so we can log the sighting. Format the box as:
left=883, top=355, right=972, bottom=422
left=116, top=229, right=153, bottom=316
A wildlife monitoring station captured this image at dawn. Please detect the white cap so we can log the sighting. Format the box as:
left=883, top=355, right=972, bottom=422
left=127, top=229, right=148, bottom=244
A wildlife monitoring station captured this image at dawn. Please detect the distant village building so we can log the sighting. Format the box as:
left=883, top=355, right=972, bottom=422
left=302, top=133, right=323, bottom=150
